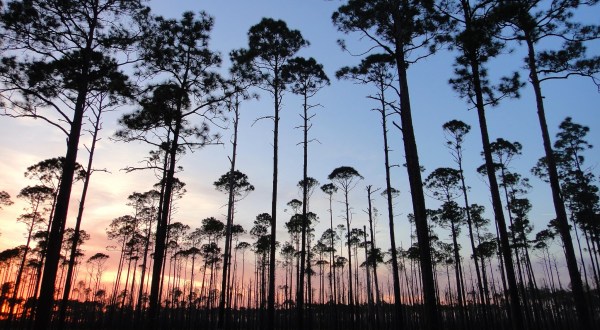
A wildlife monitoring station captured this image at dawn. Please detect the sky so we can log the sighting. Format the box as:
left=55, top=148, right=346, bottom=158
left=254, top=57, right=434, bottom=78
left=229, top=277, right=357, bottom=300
left=0, top=0, right=599, bottom=281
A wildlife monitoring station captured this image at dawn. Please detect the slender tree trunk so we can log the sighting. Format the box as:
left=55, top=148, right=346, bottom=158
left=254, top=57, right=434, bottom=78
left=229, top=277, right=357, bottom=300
left=583, top=229, right=600, bottom=290
left=7, top=214, right=37, bottom=327
left=33, top=192, right=59, bottom=302
left=344, top=190, right=355, bottom=324
left=450, top=221, right=466, bottom=327
left=121, top=253, right=133, bottom=310
left=129, top=256, right=139, bottom=309
left=474, top=91, right=523, bottom=330
left=391, top=24, right=438, bottom=330
left=135, top=219, right=153, bottom=322
left=240, top=250, right=247, bottom=309
left=149, top=139, right=170, bottom=313
left=572, top=132, right=600, bottom=292
left=458, top=167, right=487, bottom=306
left=57, top=104, right=103, bottom=329
left=501, top=169, right=529, bottom=294
left=112, top=238, right=128, bottom=310
left=460, top=9, right=523, bottom=325
left=366, top=188, right=381, bottom=306
left=524, top=35, right=590, bottom=329
left=353, top=245, right=359, bottom=306
left=229, top=241, right=239, bottom=309
left=268, top=65, right=281, bottom=330
left=329, top=195, right=337, bottom=305
left=218, top=94, right=241, bottom=329
left=201, top=261, right=209, bottom=308
left=159, top=190, right=174, bottom=305
left=377, top=81, right=403, bottom=327
left=307, top=235, right=314, bottom=324
left=33, top=25, right=94, bottom=330
left=149, top=113, right=183, bottom=325
left=362, top=226, right=373, bottom=326
left=319, top=257, right=324, bottom=306
left=298, top=90, right=309, bottom=330
left=262, top=253, right=268, bottom=310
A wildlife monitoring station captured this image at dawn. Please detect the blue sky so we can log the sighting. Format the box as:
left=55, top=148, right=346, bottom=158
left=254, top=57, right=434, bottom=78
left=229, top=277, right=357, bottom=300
left=1, top=0, right=599, bottom=276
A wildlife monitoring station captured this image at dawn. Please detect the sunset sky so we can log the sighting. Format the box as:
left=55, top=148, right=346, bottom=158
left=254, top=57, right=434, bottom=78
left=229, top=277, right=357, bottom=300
left=0, top=0, right=599, bottom=282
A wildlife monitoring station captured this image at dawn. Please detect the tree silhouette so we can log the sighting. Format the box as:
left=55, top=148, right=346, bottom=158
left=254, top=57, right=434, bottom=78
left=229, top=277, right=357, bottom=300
left=165, top=222, right=191, bottom=308
left=447, top=1, right=524, bottom=327
left=23, top=158, right=86, bottom=240
left=234, top=18, right=308, bottom=329
left=215, top=170, right=254, bottom=323
left=87, top=252, right=109, bottom=303
left=337, top=54, right=404, bottom=323
left=320, top=183, right=338, bottom=306
left=20, top=157, right=86, bottom=306
left=59, top=87, right=124, bottom=326
left=185, top=227, right=204, bottom=306
left=553, top=118, right=599, bottom=258
left=328, top=166, right=363, bottom=323
left=216, top=62, right=256, bottom=328
left=250, top=212, right=273, bottom=312
left=7, top=185, right=53, bottom=325
left=284, top=201, right=303, bottom=309
left=131, top=190, right=160, bottom=321
left=442, top=119, right=489, bottom=306
left=534, top=117, right=600, bottom=291
left=482, top=138, right=540, bottom=310
left=364, top=185, right=383, bottom=326
left=0, top=1, right=598, bottom=328
left=120, top=10, right=227, bottom=322
left=58, top=227, right=90, bottom=292
left=333, top=2, right=451, bottom=326
left=283, top=57, right=329, bottom=323
left=0, top=191, right=13, bottom=210
left=0, top=1, right=142, bottom=326
left=495, top=2, right=600, bottom=326
left=106, top=214, right=137, bottom=311
left=0, top=191, right=13, bottom=242
left=425, top=169, right=466, bottom=305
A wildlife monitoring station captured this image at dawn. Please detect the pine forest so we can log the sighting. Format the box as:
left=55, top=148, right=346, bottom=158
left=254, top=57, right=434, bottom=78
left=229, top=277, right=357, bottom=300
left=0, top=1, right=599, bottom=329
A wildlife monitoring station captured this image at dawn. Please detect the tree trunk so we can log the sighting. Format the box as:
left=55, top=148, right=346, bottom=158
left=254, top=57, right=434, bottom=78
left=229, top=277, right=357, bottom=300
left=366, top=188, right=381, bottom=306
left=34, top=71, right=90, bottom=330
left=267, top=64, right=281, bottom=330
left=58, top=104, right=103, bottom=329
left=34, top=42, right=92, bottom=330
left=458, top=164, right=487, bottom=306
left=298, top=89, right=310, bottom=328
left=135, top=217, right=153, bottom=323
left=377, top=79, right=403, bottom=327
left=148, top=112, right=183, bottom=325
left=472, top=62, right=523, bottom=329
left=7, top=214, right=37, bottom=326
left=218, top=93, right=241, bottom=329
left=458, top=3, right=523, bottom=325
left=329, top=195, right=337, bottom=305
left=524, top=35, right=590, bottom=329
left=344, top=190, right=355, bottom=324
left=391, top=25, right=438, bottom=330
